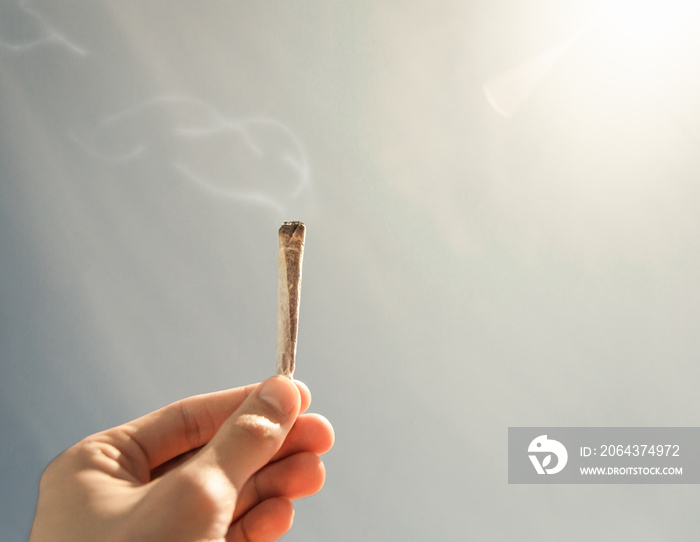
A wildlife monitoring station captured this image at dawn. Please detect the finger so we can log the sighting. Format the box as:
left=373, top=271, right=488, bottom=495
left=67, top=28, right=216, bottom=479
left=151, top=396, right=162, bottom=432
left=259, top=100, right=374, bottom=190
left=293, top=380, right=312, bottom=414
left=196, top=376, right=301, bottom=491
left=118, top=380, right=311, bottom=472
left=151, top=410, right=331, bottom=480
left=122, top=384, right=257, bottom=471
left=271, top=413, right=335, bottom=462
left=227, top=497, right=294, bottom=542
left=232, top=452, right=326, bottom=523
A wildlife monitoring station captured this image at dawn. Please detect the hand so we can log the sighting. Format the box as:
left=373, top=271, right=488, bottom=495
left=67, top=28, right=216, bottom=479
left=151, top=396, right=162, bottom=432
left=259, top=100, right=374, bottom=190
left=29, top=376, right=334, bottom=542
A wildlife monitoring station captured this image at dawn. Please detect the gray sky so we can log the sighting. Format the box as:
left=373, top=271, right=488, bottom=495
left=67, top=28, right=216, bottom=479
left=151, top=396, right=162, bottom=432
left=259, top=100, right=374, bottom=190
left=2, top=1, right=700, bottom=540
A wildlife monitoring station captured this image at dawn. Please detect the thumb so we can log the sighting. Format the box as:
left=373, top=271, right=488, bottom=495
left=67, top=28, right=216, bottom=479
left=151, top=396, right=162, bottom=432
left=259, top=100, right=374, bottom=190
left=200, top=376, right=301, bottom=491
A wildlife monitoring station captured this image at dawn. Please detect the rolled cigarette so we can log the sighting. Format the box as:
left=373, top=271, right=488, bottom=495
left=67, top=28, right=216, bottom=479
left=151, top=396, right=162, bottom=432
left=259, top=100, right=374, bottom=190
left=276, top=221, right=306, bottom=378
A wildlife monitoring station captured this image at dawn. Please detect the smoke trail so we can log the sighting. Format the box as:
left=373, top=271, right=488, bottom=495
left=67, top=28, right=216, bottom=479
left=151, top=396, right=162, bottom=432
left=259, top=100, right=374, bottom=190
left=72, top=96, right=311, bottom=213
left=69, top=132, right=147, bottom=163
left=173, top=163, right=287, bottom=215
left=0, top=0, right=88, bottom=56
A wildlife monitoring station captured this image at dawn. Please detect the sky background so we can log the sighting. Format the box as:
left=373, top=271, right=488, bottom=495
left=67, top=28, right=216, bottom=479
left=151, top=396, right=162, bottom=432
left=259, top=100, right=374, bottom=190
left=2, top=1, right=700, bottom=540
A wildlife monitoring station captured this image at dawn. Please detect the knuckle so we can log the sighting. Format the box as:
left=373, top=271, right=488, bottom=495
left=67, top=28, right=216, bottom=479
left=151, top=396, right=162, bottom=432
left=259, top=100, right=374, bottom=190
left=234, top=413, right=281, bottom=444
left=39, top=438, right=92, bottom=487
left=170, top=466, right=235, bottom=517
left=38, top=455, right=63, bottom=487
left=178, top=399, right=212, bottom=450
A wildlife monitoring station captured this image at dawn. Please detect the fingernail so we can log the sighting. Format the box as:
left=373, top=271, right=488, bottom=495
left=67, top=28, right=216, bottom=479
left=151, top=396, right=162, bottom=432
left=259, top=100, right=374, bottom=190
left=258, top=376, right=298, bottom=415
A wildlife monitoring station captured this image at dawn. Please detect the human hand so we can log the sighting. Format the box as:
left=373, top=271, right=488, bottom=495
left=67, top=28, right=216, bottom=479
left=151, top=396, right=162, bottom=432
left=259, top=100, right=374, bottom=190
left=29, top=376, right=334, bottom=542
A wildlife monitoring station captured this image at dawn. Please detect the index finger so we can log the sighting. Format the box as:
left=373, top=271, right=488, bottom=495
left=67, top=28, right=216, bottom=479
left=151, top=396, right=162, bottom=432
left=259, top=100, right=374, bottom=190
left=119, top=380, right=311, bottom=470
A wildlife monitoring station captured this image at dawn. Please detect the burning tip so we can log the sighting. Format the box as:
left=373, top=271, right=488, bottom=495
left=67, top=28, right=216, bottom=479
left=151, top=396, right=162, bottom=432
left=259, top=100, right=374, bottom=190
left=279, top=221, right=306, bottom=243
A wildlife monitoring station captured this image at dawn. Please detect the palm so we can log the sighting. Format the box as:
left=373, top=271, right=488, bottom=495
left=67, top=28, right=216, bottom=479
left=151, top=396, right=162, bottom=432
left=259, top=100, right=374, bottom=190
left=30, top=379, right=334, bottom=542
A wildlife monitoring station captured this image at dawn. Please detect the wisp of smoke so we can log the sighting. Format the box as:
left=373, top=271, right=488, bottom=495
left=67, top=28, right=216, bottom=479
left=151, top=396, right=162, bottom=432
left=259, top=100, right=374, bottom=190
left=0, top=0, right=87, bottom=56
left=70, top=96, right=311, bottom=215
